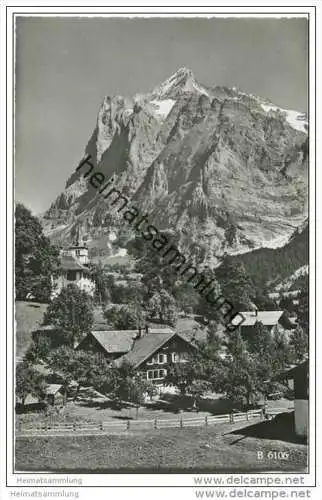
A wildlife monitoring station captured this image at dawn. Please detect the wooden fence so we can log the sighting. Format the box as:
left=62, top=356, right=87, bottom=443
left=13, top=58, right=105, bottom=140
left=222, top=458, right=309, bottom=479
left=17, top=407, right=293, bottom=436
left=17, top=408, right=272, bottom=435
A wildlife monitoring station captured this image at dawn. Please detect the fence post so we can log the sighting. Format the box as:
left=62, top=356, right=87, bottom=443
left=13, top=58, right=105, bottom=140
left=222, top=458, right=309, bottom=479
left=73, top=422, right=77, bottom=432
left=230, top=413, right=234, bottom=424
left=100, top=421, right=104, bottom=431
left=180, top=417, right=183, bottom=428
left=127, top=420, right=130, bottom=430
left=246, top=411, right=249, bottom=421
left=205, top=415, right=208, bottom=427
left=154, top=418, right=158, bottom=430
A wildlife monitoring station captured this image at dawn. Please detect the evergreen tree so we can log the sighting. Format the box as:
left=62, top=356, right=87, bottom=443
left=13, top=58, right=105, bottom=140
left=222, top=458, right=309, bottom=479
left=289, top=325, right=308, bottom=363
left=127, top=233, right=181, bottom=297
left=89, top=262, right=111, bottom=305
left=44, top=284, right=94, bottom=346
left=222, top=329, right=259, bottom=406
left=24, top=337, right=52, bottom=364
left=297, top=284, right=309, bottom=333
left=206, top=321, right=223, bottom=348
left=112, top=361, right=150, bottom=416
left=147, top=289, right=178, bottom=326
left=104, top=303, right=146, bottom=330
left=271, top=328, right=293, bottom=372
left=245, top=320, right=274, bottom=358
left=195, top=268, right=222, bottom=322
left=15, top=203, right=60, bottom=301
left=216, top=256, right=254, bottom=310
left=165, top=362, right=195, bottom=395
left=47, top=346, right=113, bottom=400
left=110, top=282, right=143, bottom=304
left=16, top=362, right=46, bottom=408
left=174, top=282, right=199, bottom=315
left=165, top=336, right=224, bottom=398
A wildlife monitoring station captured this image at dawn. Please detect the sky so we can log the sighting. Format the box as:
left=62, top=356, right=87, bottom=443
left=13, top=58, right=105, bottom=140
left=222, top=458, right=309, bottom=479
left=15, top=16, right=308, bottom=215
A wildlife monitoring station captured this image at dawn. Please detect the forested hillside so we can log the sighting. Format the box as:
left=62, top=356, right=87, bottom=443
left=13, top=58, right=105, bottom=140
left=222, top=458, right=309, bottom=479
left=226, top=224, right=308, bottom=290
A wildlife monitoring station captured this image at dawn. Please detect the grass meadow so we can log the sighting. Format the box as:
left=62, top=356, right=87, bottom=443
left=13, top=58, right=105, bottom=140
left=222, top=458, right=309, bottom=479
left=15, top=419, right=307, bottom=473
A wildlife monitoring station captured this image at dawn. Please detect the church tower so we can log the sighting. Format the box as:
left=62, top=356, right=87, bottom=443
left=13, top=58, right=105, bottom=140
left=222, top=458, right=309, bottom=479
left=52, top=222, right=95, bottom=300
left=69, top=223, right=89, bottom=266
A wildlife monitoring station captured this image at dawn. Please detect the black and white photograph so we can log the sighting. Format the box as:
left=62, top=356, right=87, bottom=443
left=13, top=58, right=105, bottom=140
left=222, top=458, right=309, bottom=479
left=2, top=4, right=320, bottom=498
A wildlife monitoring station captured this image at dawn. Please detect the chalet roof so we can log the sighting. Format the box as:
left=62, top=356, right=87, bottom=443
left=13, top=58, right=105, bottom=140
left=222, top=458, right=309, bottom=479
left=149, top=327, right=174, bottom=334
left=235, top=310, right=285, bottom=327
left=91, top=330, right=137, bottom=354
left=90, top=327, right=176, bottom=355
left=60, top=255, right=90, bottom=272
left=145, top=320, right=175, bottom=330
left=36, top=324, right=57, bottom=332
left=114, top=331, right=192, bottom=369
left=44, top=384, right=64, bottom=395
left=16, top=393, right=39, bottom=405
left=176, top=316, right=217, bottom=344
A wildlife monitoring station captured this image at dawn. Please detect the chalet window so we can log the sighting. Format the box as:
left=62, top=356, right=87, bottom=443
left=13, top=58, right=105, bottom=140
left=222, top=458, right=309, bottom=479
left=146, top=353, right=167, bottom=365
left=172, top=352, right=189, bottom=363
left=98, top=352, right=106, bottom=363
left=75, top=249, right=81, bottom=256
left=157, top=353, right=167, bottom=364
left=66, top=271, right=76, bottom=281
left=172, top=353, right=178, bottom=363
left=146, top=369, right=167, bottom=381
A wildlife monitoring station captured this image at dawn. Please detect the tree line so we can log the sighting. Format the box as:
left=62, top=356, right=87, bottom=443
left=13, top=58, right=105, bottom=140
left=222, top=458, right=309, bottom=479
left=17, top=283, right=307, bottom=413
left=15, top=203, right=308, bottom=413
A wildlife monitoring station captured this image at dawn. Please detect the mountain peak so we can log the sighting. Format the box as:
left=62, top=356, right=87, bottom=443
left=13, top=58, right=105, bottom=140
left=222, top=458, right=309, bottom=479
left=45, top=67, right=308, bottom=264
left=173, top=66, right=195, bottom=78
left=151, top=67, right=209, bottom=99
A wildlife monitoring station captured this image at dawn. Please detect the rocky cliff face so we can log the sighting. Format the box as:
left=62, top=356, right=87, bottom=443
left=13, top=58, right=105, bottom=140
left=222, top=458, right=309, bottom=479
left=43, top=67, right=308, bottom=265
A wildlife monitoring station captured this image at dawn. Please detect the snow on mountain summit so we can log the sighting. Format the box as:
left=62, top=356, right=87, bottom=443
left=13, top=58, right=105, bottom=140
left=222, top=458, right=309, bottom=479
left=149, top=99, right=176, bottom=118
left=151, top=67, right=210, bottom=99
left=261, top=104, right=308, bottom=134
left=44, top=68, right=308, bottom=264
left=144, top=68, right=308, bottom=133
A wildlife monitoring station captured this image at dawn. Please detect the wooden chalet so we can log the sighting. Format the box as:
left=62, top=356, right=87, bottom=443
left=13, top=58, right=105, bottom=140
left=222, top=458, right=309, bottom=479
left=77, top=326, right=197, bottom=385
left=236, top=310, right=294, bottom=337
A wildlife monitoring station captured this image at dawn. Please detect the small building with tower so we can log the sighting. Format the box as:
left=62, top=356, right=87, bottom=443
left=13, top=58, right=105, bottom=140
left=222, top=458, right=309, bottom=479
left=51, top=224, right=95, bottom=298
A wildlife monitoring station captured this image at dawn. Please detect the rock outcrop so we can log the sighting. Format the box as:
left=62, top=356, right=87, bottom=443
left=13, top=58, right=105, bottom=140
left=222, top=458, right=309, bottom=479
left=43, top=67, right=308, bottom=266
